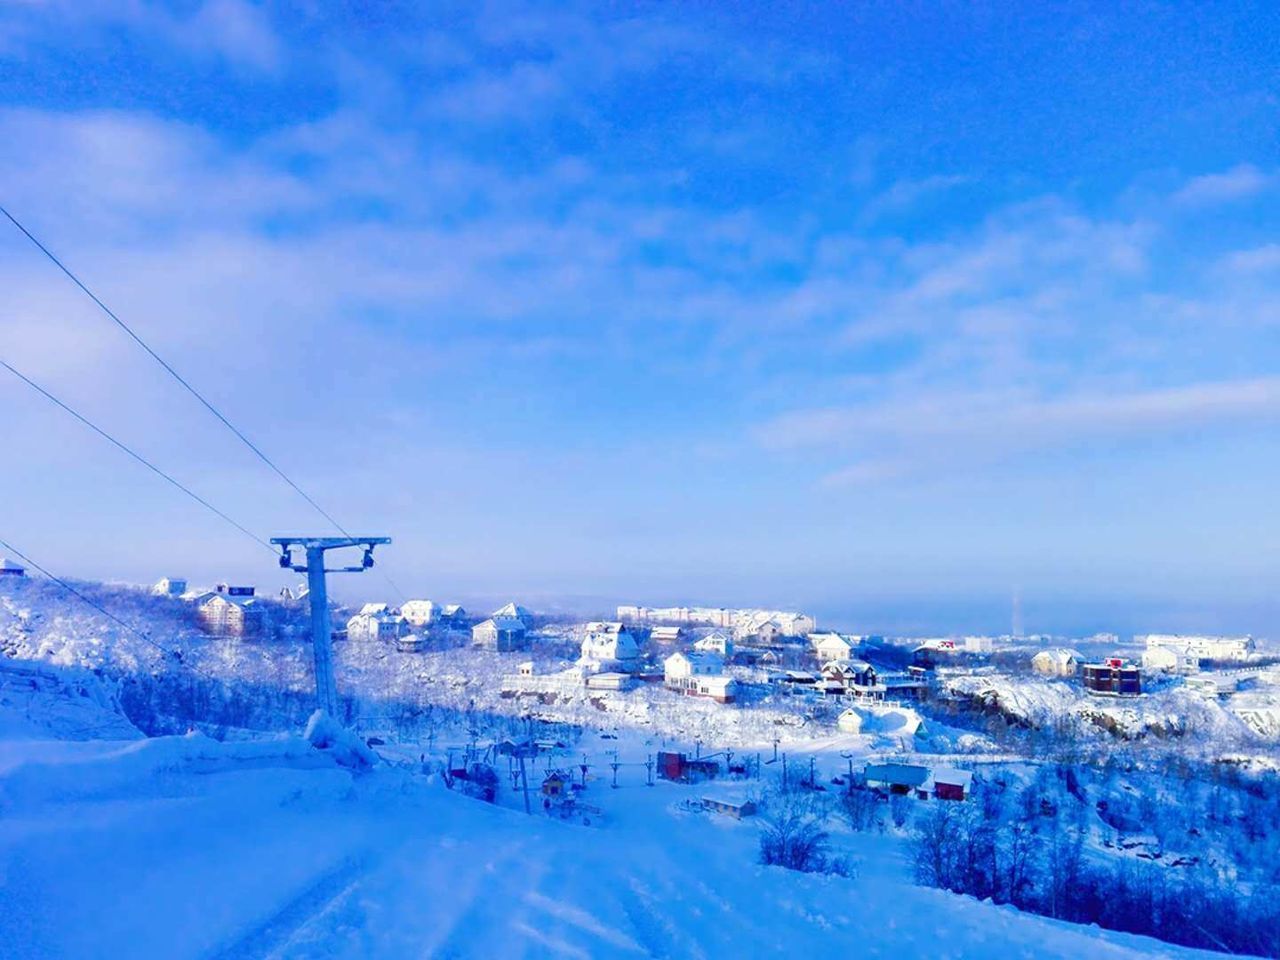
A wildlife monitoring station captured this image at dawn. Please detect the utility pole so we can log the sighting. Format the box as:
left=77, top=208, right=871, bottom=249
left=808, top=756, right=817, bottom=789
left=841, top=751, right=855, bottom=796
left=611, top=750, right=620, bottom=789
left=645, top=754, right=654, bottom=786
left=518, top=751, right=532, bottom=814
left=782, top=753, right=788, bottom=789
left=272, top=536, right=390, bottom=722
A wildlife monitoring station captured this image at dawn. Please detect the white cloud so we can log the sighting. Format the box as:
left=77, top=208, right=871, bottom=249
left=863, top=173, right=970, bottom=219
left=1220, top=243, right=1280, bottom=275
left=760, top=378, right=1280, bottom=486
left=1173, top=164, right=1273, bottom=205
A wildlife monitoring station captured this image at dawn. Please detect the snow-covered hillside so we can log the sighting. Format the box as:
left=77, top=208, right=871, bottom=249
left=0, top=689, right=1231, bottom=960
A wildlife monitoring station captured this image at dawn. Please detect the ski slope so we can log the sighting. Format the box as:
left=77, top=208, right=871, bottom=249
left=0, top=726, right=1230, bottom=960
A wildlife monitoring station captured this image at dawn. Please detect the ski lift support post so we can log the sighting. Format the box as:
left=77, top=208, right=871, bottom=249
left=271, top=536, right=391, bottom=721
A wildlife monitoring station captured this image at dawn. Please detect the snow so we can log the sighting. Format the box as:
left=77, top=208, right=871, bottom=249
left=0, top=709, right=1230, bottom=959
left=0, top=577, right=1269, bottom=958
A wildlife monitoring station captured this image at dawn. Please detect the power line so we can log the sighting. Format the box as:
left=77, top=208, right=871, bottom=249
left=0, top=358, right=274, bottom=555
left=0, top=536, right=217, bottom=683
left=1, top=203, right=408, bottom=602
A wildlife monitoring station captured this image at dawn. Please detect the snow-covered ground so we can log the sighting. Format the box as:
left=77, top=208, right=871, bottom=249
left=0, top=692, right=1231, bottom=959
left=1, top=577, right=1275, bottom=958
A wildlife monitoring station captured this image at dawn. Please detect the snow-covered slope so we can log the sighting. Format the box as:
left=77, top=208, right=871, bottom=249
left=0, top=721, right=1230, bottom=959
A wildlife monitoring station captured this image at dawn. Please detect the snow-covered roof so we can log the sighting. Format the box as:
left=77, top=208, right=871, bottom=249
left=1033, top=647, right=1082, bottom=665
left=666, top=650, right=722, bottom=671
left=359, top=602, right=392, bottom=616
left=930, top=768, right=973, bottom=790
left=865, top=762, right=930, bottom=788
left=0, top=558, right=26, bottom=571
left=478, top=617, right=526, bottom=632
left=492, top=602, right=532, bottom=621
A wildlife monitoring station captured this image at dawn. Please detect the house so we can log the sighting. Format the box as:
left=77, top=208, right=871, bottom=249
left=1142, top=633, right=1255, bottom=662
left=772, top=612, right=818, bottom=637
left=1082, top=658, right=1142, bottom=696
left=694, top=632, right=734, bottom=657
left=492, top=602, right=532, bottom=625
left=151, top=577, right=187, bottom=597
left=197, top=593, right=265, bottom=637
left=1185, top=674, right=1240, bottom=698
left=441, top=604, right=467, bottom=626
left=347, top=605, right=408, bottom=643
left=542, top=772, right=570, bottom=798
left=809, top=632, right=853, bottom=663
left=472, top=617, right=529, bottom=652
left=214, top=583, right=255, bottom=598
left=691, top=675, right=737, bottom=702
left=1031, top=648, right=1083, bottom=678
left=837, top=707, right=864, bottom=734
left=586, top=672, right=637, bottom=692
left=657, top=751, right=720, bottom=783
left=734, top=612, right=782, bottom=644
left=649, top=625, right=686, bottom=645
left=1141, top=645, right=1199, bottom=675
left=702, top=797, right=757, bottom=819
left=664, top=650, right=721, bottom=681
left=864, top=762, right=931, bottom=796
left=664, top=652, right=736, bottom=702
left=580, top=622, right=641, bottom=669
left=0, top=558, right=25, bottom=577
left=929, top=768, right=973, bottom=801
left=822, top=659, right=877, bottom=690
left=399, top=600, right=439, bottom=628
left=396, top=633, right=426, bottom=653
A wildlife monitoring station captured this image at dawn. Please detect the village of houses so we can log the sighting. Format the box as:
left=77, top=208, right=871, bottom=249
left=116, top=564, right=1280, bottom=819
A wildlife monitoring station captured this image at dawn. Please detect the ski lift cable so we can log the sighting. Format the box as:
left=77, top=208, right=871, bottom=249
left=0, top=358, right=274, bottom=555
left=0, top=203, right=407, bottom=600
left=0, top=536, right=219, bottom=683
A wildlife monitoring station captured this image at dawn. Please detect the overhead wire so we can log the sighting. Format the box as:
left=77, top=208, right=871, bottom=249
left=0, top=358, right=275, bottom=555
left=1, top=203, right=408, bottom=601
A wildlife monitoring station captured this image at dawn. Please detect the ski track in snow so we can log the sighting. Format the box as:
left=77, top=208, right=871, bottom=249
left=206, top=854, right=374, bottom=960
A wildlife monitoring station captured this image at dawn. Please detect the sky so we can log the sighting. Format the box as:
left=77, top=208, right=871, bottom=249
left=2, top=1, right=1280, bottom=635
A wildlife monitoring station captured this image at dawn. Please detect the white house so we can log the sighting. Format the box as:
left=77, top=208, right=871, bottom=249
left=1142, top=634, right=1255, bottom=663
left=1031, top=648, right=1083, bottom=677
left=472, top=617, right=528, bottom=652
left=492, top=602, right=532, bottom=625
left=197, top=593, right=265, bottom=637
left=664, top=650, right=723, bottom=680
left=580, top=622, right=641, bottom=669
left=810, top=632, right=853, bottom=663
left=694, top=632, right=734, bottom=657
left=1141, top=645, right=1199, bottom=675
left=663, top=651, right=736, bottom=702
left=151, top=577, right=187, bottom=597
left=837, top=707, right=864, bottom=734
left=400, top=600, right=439, bottom=628
left=347, top=605, right=408, bottom=643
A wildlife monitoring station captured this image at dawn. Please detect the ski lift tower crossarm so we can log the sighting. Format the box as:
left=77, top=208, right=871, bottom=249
left=272, top=536, right=391, bottom=721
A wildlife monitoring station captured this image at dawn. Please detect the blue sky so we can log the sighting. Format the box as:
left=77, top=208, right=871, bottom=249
left=2, top=1, right=1280, bottom=634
